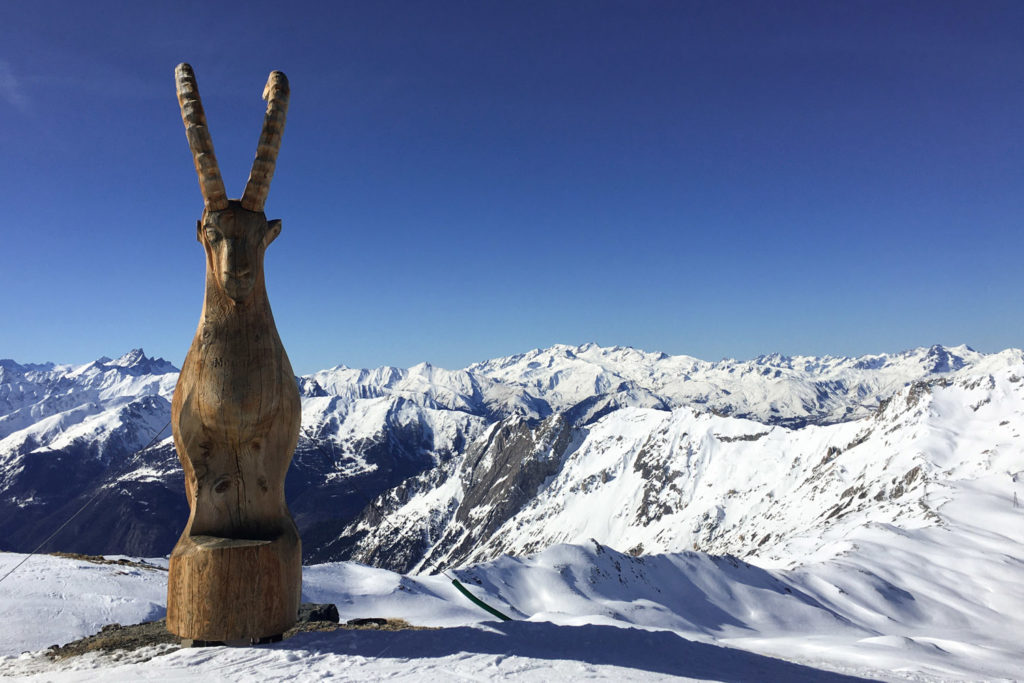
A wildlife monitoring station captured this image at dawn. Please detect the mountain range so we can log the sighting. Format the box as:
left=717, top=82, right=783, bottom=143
left=1, top=342, right=1021, bottom=574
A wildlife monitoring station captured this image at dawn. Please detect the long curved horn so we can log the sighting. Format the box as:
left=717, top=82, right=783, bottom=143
left=241, top=71, right=289, bottom=212
left=175, top=63, right=229, bottom=212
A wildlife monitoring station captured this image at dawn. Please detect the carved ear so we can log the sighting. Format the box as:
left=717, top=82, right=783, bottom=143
left=264, top=219, right=282, bottom=246
left=196, top=219, right=203, bottom=243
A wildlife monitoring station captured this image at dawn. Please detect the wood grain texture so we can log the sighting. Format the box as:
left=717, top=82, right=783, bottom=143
left=241, top=71, right=289, bottom=212
left=175, top=63, right=229, bottom=212
left=168, top=65, right=300, bottom=642
left=167, top=535, right=300, bottom=641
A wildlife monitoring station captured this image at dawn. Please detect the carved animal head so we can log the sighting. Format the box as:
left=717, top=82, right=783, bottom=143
left=175, top=63, right=288, bottom=303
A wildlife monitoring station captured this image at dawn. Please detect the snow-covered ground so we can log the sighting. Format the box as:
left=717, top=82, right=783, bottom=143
left=2, top=344, right=1023, bottom=680
left=2, top=483, right=1023, bottom=683
left=0, top=552, right=874, bottom=682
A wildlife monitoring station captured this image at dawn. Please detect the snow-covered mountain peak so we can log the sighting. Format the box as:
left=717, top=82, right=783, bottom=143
left=109, top=348, right=148, bottom=367
left=0, top=358, right=59, bottom=382
left=460, top=342, right=1017, bottom=426
left=105, top=348, right=178, bottom=375
left=753, top=351, right=792, bottom=365
left=0, top=350, right=179, bottom=444
left=294, top=342, right=1024, bottom=433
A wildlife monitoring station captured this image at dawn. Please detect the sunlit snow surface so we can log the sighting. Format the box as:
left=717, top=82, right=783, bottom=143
left=2, top=467, right=1023, bottom=683
left=2, top=346, right=1023, bottom=680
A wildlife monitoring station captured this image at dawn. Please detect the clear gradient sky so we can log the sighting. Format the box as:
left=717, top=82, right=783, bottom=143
left=1, top=1, right=1021, bottom=374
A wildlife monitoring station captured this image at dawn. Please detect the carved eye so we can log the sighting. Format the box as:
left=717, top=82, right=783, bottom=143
left=205, top=227, right=222, bottom=243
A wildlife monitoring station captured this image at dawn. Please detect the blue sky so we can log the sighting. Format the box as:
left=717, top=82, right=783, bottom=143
left=1, top=1, right=1021, bottom=374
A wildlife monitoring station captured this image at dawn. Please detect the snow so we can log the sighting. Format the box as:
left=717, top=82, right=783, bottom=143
left=0, top=351, right=177, bottom=461
left=4, top=508, right=1023, bottom=681
left=3, top=344, right=1024, bottom=679
left=361, top=360, right=1024, bottom=580
left=0, top=555, right=168, bottom=657
left=6, top=392, right=1024, bottom=682
left=466, top=343, right=1024, bottom=425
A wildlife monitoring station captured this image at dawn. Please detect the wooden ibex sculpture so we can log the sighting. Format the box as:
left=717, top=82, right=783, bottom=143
left=167, top=63, right=301, bottom=643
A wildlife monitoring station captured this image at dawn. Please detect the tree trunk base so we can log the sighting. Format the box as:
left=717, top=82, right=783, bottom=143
left=167, top=532, right=301, bottom=642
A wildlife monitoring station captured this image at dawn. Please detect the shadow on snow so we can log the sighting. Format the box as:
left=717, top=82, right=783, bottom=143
left=284, top=621, right=875, bottom=682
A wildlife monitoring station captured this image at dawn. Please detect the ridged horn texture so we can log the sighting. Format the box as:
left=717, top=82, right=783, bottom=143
left=241, top=71, right=290, bottom=212
left=175, top=63, right=229, bottom=212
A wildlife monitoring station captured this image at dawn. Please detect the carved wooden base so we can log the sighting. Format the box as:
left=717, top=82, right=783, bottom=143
left=167, top=532, right=301, bottom=642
